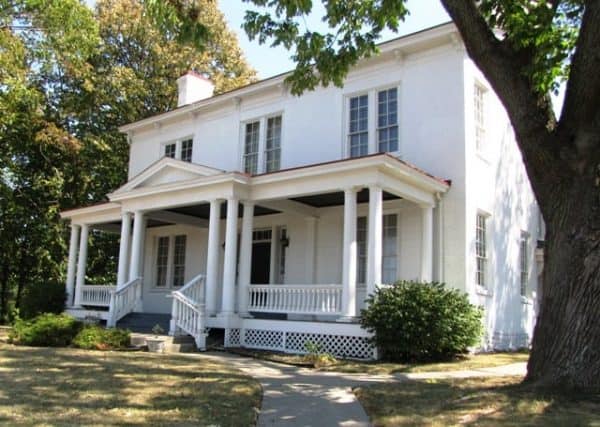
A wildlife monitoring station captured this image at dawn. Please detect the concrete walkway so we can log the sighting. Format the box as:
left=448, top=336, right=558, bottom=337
left=197, top=352, right=527, bottom=427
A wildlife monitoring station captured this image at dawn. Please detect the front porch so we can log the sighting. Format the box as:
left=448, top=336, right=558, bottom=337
left=61, top=154, right=449, bottom=359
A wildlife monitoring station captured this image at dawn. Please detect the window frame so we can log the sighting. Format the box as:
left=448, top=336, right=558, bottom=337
left=265, top=115, right=282, bottom=173
left=519, top=231, right=529, bottom=297
left=356, top=212, right=399, bottom=285
left=474, top=82, right=487, bottom=154
left=347, top=93, right=370, bottom=158
left=475, top=212, right=489, bottom=289
left=344, top=84, right=401, bottom=159
left=240, top=112, right=284, bottom=175
left=161, top=136, right=194, bottom=162
left=376, top=87, right=399, bottom=153
left=152, top=233, right=188, bottom=290
left=243, top=120, right=261, bottom=174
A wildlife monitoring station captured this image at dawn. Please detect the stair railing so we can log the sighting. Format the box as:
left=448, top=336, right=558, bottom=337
left=107, top=277, right=142, bottom=327
left=169, top=274, right=207, bottom=349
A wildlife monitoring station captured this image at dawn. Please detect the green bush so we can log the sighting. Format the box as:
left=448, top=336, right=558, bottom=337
left=19, top=281, right=67, bottom=320
left=360, top=281, right=483, bottom=362
left=9, top=313, right=83, bottom=347
left=72, top=325, right=130, bottom=350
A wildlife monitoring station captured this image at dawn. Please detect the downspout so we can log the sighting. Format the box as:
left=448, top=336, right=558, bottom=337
left=435, top=192, right=445, bottom=283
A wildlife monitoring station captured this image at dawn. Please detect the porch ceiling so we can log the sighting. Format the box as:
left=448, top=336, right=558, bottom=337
left=291, top=189, right=400, bottom=208
left=167, top=203, right=280, bottom=220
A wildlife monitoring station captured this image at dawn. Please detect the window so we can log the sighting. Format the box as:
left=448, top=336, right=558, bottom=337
left=164, top=143, right=177, bottom=159
left=520, top=232, right=529, bottom=296
left=356, top=214, right=397, bottom=284
left=155, top=236, right=170, bottom=287
left=349, top=95, right=369, bottom=157
left=474, top=84, right=486, bottom=152
left=243, top=121, right=260, bottom=174
left=163, top=138, right=193, bottom=161
left=154, top=234, right=187, bottom=288
left=265, top=116, right=282, bottom=172
left=382, top=214, right=398, bottom=283
left=180, top=139, right=193, bottom=162
left=173, top=235, right=187, bottom=287
left=475, top=213, right=488, bottom=287
left=377, top=88, right=398, bottom=153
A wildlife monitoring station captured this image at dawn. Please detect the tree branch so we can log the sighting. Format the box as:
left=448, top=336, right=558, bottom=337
left=559, top=0, right=600, bottom=160
left=440, top=0, right=567, bottom=204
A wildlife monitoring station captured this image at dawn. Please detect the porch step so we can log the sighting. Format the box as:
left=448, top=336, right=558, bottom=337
left=116, top=313, right=171, bottom=334
left=130, top=333, right=197, bottom=353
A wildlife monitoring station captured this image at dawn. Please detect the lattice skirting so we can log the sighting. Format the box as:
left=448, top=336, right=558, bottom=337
left=225, top=327, right=375, bottom=360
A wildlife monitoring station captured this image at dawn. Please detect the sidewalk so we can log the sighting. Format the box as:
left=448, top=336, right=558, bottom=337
left=198, top=352, right=527, bottom=427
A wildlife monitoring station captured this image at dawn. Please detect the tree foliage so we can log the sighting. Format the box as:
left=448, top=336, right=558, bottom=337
left=0, top=0, right=255, bottom=323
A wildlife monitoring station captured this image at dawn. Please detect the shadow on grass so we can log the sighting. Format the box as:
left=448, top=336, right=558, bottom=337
left=355, top=376, right=600, bottom=426
left=0, top=343, right=261, bottom=426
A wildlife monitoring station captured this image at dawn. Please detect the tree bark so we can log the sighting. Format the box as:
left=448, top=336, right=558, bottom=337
left=526, top=171, right=600, bottom=390
left=0, top=260, right=10, bottom=324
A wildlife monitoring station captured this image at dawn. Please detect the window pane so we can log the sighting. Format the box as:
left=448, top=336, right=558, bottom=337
left=475, top=214, right=487, bottom=287
left=155, top=236, right=169, bottom=287
left=164, top=143, right=176, bottom=159
left=265, top=116, right=282, bottom=172
left=357, top=217, right=367, bottom=284
left=173, top=235, right=186, bottom=287
left=382, top=214, right=397, bottom=283
left=348, top=95, right=369, bottom=158
left=244, top=121, right=260, bottom=174
left=377, top=88, right=399, bottom=153
left=180, top=139, right=193, bottom=162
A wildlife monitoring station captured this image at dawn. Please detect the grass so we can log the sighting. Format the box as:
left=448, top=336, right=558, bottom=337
left=0, top=342, right=261, bottom=426
left=229, top=347, right=529, bottom=375
left=355, top=376, right=600, bottom=426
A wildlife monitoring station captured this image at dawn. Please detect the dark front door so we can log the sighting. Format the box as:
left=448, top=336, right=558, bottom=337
left=251, top=242, right=271, bottom=284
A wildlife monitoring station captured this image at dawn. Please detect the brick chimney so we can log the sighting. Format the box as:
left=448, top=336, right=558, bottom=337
left=177, top=71, right=214, bottom=107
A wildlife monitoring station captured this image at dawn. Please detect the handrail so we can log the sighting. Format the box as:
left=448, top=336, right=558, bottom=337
left=107, top=277, right=141, bottom=327
left=80, top=284, right=116, bottom=307
left=169, top=274, right=206, bottom=350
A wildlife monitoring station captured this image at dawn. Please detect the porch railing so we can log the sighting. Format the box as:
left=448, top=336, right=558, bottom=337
left=80, top=285, right=116, bottom=307
left=107, top=277, right=141, bottom=327
left=247, top=284, right=343, bottom=315
left=170, top=274, right=207, bottom=349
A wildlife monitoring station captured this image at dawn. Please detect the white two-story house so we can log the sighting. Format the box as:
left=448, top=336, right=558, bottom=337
left=60, top=23, right=542, bottom=359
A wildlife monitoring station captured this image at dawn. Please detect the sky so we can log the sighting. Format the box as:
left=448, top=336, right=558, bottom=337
left=219, top=0, right=450, bottom=78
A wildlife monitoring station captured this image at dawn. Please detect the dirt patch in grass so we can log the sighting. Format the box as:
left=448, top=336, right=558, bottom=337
left=0, top=343, right=261, bottom=426
left=228, top=347, right=529, bottom=375
left=355, top=376, right=600, bottom=426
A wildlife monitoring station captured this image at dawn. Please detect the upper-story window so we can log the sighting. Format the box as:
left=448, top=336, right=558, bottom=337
left=349, top=94, right=369, bottom=158
left=243, top=121, right=260, bottom=174
left=377, top=88, right=398, bottom=153
left=163, top=137, right=193, bottom=162
left=265, top=116, right=282, bottom=172
left=243, top=114, right=283, bottom=174
left=474, top=83, right=486, bottom=152
left=475, top=213, right=489, bottom=288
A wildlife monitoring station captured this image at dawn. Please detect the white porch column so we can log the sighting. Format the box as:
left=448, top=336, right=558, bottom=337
left=73, top=224, right=89, bottom=308
left=340, top=187, right=358, bottom=320
left=238, top=201, right=254, bottom=317
left=205, top=199, right=222, bottom=316
left=65, top=224, right=80, bottom=307
left=366, top=186, right=383, bottom=297
left=420, top=204, right=434, bottom=282
left=304, top=217, right=317, bottom=283
left=129, top=211, right=144, bottom=281
left=221, top=198, right=239, bottom=316
left=116, top=212, right=132, bottom=288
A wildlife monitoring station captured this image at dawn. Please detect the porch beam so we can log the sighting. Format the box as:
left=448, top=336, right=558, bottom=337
left=205, top=199, right=222, bottom=316
left=339, top=187, right=358, bottom=321
left=145, top=210, right=209, bottom=227
left=259, top=199, right=319, bottom=218
left=73, top=224, right=89, bottom=308
left=220, top=198, right=239, bottom=316
left=65, top=224, right=80, bottom=307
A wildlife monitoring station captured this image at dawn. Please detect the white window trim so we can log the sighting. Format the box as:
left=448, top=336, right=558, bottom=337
left=240, top=112, right=284, bottom=174
left=151, top=233, right=188, bottom=291
left=343, top=83, right=402, bottom=159
left=160, top=135, right=194, bottom=161
left=474, top=82, right=488, bottom=158
left=519, top=231, right=530, bottom=299
left=475, top=210, right=492, bottom=296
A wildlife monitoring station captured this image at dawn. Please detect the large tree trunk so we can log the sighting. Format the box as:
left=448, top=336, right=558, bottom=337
left=0, top=260, right=10, bottom=324
left=526, top=174, right=600, bottom=390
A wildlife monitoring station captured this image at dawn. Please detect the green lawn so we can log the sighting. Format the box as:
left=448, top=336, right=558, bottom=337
left=229, top=347, right=529, bottom=375
left=0, top=343, right=261, bottom=426
left=355, top=376, right=600, bottom=426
